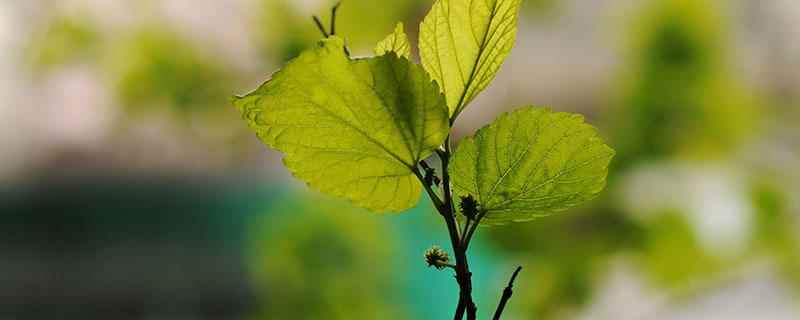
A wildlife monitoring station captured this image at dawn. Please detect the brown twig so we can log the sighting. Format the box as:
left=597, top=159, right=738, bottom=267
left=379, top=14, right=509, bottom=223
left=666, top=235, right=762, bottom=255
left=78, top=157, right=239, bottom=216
left=442, top=139, right=477, bottom=320
left=492, top=266, right=523, bottom=320
left=417, top=138, right=478, bottom=320
left=312, top=15, right=329, bottom=37
left=306, top=3, right=518, bottom=319
left=462, top=209, right=486, bottom=249
left=330, top=2, right=341, bottom=35
left=312, top=2, right=349, bottom=56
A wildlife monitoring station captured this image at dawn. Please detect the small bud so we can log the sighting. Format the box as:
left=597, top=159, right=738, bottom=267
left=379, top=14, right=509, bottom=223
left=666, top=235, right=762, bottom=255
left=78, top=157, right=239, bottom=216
left=424, top=245, right=451, bottom=270
left=460, top=195, right=479, bottom=220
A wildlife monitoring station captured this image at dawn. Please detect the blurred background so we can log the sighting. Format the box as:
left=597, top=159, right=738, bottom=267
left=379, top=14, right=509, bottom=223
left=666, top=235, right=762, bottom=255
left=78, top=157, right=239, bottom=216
left=1, top=0, right=799, bottom=319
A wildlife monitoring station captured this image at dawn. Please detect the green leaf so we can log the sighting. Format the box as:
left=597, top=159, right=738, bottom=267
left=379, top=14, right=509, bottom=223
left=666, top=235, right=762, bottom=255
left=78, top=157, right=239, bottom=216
left=449, top=107, right=614, bottom=224
left=234, top=37, right=449, bottom=212
left=419, top=0, right=521, bottom=118
left=375, top=23, right=411, bottom=59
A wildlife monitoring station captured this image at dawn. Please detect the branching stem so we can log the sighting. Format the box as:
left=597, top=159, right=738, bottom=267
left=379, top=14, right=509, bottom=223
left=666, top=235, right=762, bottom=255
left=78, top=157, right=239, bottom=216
left=307, top=4, right=519, bottom=319
left=313, top=3, right=350, bottom=55
left=417, top=136, right=480, bottom=320
left=462, top=209, right=487, bottom=249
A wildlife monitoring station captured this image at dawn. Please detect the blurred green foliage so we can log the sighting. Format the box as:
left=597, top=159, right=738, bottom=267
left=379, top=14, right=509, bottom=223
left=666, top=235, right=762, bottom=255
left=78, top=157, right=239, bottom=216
left=483, top=1, right=793, bottom=318
left=636, top=211, right=723, bottom=290
left=28, top=15, right=99, bottom=71
left=611, top=0, right=759, bottom=168
left=750, top=182, right=800, bottom=289
left=486, top=208, right=643, bottom=319
left=105, top=29, right=231, bottom=113
left=28, top=16, right=232, bottom=114
left=17, top=1, right=800, bottom=318
left=257, top=0, right=319, bottom=63
left=256, top=0, right=427, bottom=62
left=248, top=196, right=406, bottom=320
left=522, top=0, right=560, bottom=17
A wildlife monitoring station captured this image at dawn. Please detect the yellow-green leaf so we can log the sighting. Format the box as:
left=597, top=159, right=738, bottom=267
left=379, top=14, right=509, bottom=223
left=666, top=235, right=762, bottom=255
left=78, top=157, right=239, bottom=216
left=375, top=22, right=411, bottom=59
left=419, top=0, right=521, bottom=118
left=234, top=37, right=449, bottom=212
left=450, top=107, right=615, bottom=224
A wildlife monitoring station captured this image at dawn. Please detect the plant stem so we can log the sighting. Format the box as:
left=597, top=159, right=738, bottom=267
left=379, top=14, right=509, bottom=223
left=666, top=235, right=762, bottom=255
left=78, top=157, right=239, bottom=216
left=313, top=2, right=348, bottom=57
left=311, top=3, right=517, bottom=318
left=330, top=2, right=341, bottom=35
left=439, top=137, right=477, bottom=320
left=492, top=266, right=523, bottom=320
left=462, top=210, right=486, bottom=249
left=419, top=136, right=523, bottom=319
left=416, top=139, right=478, bottom=320
left=312, top=16, right=329, bottom=38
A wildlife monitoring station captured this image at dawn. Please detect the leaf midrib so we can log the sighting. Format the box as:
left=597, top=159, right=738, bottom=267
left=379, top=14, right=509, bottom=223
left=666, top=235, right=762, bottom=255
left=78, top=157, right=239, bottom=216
left=452, top=0, right=505, bottom=118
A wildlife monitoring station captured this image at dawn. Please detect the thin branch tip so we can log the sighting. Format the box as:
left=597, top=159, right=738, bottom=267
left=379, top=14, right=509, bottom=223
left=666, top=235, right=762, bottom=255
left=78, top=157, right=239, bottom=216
left=492, top=266, right=523, bottom=320
left=330, top=2, right=341, bottom=35
left=312, top=15, right=329, bottom=37
left=509, top=266, right=522, bottom=285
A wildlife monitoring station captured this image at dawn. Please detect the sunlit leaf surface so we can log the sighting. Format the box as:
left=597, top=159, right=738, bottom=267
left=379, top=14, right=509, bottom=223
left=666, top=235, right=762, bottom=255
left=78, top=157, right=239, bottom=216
left=376, top=23, right=411, bottom=59
left=235, top=37, right=449, bottom=212
left=419, top=0, right=521, bottom=118
left=450, top=107, right=614, bottom=224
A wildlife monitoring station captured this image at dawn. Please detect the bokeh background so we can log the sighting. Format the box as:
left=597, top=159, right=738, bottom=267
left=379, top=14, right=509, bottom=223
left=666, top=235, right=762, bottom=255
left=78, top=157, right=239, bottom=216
left=2, top=0, right=799, bottom=319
